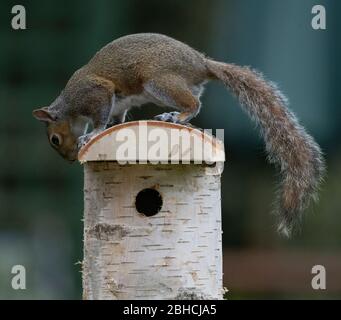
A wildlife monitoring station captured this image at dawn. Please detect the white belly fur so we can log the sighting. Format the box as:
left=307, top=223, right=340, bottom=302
left=111, top=91, right=161, bottom=116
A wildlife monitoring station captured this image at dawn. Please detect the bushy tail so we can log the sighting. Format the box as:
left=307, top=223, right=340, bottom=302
left=206, top=59, right=325, bottom=236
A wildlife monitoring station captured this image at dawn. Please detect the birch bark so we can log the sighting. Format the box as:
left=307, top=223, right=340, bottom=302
left=83, top=162, right=223, bottom=300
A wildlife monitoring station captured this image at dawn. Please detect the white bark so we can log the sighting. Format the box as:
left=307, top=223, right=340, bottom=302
left=80, top=121, right=225, bottom=300
left=83, top=162, right=223, bottom=299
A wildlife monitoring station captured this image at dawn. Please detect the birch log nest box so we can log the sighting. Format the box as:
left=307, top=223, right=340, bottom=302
left=78, top=120, right=225, bottom=300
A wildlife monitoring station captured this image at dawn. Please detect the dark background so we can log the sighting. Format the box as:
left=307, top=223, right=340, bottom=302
left=0, top=0, right=340, bottom=299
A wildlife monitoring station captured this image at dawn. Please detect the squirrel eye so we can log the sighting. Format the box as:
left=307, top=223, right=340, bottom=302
left=50, top=134, right=61, bottom=147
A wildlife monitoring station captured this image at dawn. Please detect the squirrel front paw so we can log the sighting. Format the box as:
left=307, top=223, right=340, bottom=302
left=77, top=132, right=99, bottom=149
left=78, top=134, right=90, bottom=149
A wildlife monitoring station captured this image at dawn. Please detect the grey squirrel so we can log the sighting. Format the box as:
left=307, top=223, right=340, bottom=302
left=33, top=33, right=324, bottom=235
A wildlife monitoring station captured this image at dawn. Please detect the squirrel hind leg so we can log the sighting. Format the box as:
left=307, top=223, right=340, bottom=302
left=154, top=111, right=197, bottom=124
left=144, top=76, right=201, bottom=124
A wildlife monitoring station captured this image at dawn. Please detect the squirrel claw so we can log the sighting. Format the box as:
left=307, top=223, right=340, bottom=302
left=78, top=133, right=93, bottom=149
left=78, top=129, right=104, bottom=149
left=154, top=111, right=181, bottom=123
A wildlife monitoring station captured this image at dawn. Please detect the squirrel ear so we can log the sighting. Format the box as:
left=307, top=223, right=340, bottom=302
left=32, top=108, right=56, bottom=123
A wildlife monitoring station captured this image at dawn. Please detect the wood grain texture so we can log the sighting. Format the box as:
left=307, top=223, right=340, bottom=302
left=78, top=120, right=225, bottom=164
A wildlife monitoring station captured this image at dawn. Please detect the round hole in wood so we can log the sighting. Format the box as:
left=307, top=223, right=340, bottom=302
left=135, top=188, right=163, bottom=217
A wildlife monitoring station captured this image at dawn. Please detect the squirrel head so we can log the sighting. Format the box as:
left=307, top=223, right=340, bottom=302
left=33, top=107, right=79, bottom=162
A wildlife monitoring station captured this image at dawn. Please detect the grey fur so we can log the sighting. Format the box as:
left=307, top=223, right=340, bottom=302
left=35, top=33, right=325, bottom=234
left=207, top=60, right=325, bottom=236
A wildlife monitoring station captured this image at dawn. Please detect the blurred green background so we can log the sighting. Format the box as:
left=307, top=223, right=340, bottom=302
left=0, top=0, right=340, bottom=299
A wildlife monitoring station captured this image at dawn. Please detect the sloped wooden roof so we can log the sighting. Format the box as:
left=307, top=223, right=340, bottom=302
left=78, top=120, right=225, bottom=164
